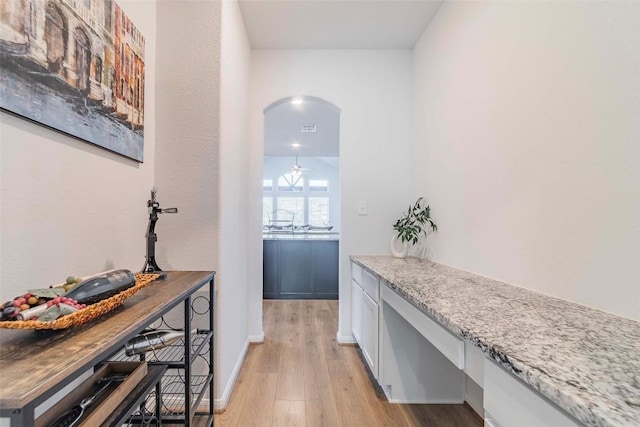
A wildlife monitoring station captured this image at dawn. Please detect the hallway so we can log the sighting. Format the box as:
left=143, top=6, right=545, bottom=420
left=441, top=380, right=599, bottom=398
left=215, top=300, right=481, bottom=426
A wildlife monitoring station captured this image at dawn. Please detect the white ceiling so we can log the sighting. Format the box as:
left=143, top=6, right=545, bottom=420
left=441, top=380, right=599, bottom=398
left=244, top=0, right=444, bottom=157
left=238, top=0, right=444, bottom=49
left=264, top=97, right=340, bottom=157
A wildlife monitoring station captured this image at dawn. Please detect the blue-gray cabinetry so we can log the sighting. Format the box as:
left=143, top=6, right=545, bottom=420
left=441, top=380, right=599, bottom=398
left=263, top=238, right=338, bottom=299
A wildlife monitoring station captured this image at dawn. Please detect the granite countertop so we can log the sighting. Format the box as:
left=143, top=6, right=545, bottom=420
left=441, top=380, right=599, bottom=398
left=350, top=255, right=640, bottom=427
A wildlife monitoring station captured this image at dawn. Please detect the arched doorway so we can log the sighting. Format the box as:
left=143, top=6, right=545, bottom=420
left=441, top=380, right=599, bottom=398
left=44, top=2, right=67, bottom=74
left=261, top=96, right=341, bottom=299
left=74, top=28, right=91, bottom=93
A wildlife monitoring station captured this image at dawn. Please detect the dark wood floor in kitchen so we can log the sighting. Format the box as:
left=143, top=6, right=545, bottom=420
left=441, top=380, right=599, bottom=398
left=209, top=299, right=481, bottom=427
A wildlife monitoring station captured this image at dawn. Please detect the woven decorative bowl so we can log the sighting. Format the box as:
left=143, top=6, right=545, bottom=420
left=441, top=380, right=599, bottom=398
left=0, top=273, right=159, bottom=330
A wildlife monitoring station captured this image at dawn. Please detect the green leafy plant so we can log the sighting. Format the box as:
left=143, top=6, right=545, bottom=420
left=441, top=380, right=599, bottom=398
left=393, top=197, right=438, bottom=244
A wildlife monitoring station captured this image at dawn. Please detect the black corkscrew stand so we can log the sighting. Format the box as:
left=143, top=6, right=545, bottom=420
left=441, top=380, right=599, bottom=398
left=141, top=189, right=177, bottom=281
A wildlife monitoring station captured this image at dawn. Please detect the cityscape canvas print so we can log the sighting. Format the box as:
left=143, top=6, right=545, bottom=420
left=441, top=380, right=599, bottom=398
left=0, top=0, right=146, bottom=162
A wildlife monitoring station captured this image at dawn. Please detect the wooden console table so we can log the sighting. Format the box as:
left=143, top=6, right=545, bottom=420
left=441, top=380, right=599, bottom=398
left=0, top=271, right=215, bottom=427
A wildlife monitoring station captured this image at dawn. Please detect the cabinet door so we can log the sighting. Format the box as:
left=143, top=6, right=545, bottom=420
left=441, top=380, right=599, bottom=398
left=352, top=280, right=363, bottom=345
left=263, top=240, right=279, bottom=299
left=361, top=290, right=379, bottom=378
left=279, top=241, right=313, bottom=295
left=312, top=240, right=339, bottom=298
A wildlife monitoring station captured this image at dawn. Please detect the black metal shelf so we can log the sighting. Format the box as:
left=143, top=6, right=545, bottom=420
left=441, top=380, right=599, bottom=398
left=123, top=373, right=213, bottom=425
left=106, top=288, right=215, bottom=426
left=109, top=330, right=212, bottom=368
left=102, top=364, right=167, bottom=426
left=159, top=374, right=213, bottom=419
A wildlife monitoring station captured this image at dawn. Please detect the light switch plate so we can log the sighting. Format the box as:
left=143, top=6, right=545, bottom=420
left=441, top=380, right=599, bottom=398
left=358, top=201, right=368, bottom=216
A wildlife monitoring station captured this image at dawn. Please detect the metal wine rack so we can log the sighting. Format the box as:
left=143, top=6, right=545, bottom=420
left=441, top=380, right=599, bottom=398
left=107, top=291, right=214, bottom=426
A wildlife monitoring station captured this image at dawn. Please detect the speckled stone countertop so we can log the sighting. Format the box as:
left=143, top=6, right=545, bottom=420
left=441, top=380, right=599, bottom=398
left=350, top=255, right=640, bottom=427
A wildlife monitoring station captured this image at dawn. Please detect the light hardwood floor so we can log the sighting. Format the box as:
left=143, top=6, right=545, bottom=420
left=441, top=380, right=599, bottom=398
left=213, top=300, right=482, bottom=427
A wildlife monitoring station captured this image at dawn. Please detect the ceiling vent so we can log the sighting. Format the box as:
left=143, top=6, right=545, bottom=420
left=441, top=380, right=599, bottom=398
left=301, top=124, right=317, bottom=133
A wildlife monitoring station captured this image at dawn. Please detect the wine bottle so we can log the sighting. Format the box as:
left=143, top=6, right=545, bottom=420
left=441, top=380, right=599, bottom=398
left=124, top=329, right=198, bottom=356
left=64, top=269, right=136, bottom=305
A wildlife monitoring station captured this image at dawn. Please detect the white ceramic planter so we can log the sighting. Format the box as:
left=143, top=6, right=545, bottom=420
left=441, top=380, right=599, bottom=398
left=390, top=235, right=409, bottom=258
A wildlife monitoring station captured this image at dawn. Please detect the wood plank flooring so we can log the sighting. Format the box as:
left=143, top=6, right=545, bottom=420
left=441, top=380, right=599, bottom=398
left=214, top=300, right=482, bottom=427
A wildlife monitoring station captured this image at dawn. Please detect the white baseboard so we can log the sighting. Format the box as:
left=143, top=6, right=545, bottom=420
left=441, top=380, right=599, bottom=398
left=383, top=383, right=464, bottom=405
left=214, top=339, right=249, bottom=411
left=248, top=332, right=264, bottom=343
left=387, top=398, right=464, bottom=404
left=336, top=331, right=356, bottom=344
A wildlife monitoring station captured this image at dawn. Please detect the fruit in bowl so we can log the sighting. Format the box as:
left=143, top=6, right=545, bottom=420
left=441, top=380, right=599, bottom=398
left=0, top=274, right=85, bottom=322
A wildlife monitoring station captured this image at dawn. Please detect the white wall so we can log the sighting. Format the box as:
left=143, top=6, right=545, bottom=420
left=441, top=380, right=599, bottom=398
left=249, top=50, right=414, bottom=341
left=0, top=0, right=156, bottom=301
left=414, top=1, right=640, bottom=320
left=154, top=0, right=219, bottom=272
left=218, top=0, right=252, bottom=410
left=156, top=0, right=235, bottom=406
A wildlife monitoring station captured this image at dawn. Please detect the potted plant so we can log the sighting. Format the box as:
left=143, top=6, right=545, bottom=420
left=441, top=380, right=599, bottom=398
left=391, top=197, right=437, bottom=258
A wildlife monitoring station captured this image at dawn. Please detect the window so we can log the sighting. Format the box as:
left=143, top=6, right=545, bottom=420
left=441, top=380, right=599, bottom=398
left=29, top=1, right=37, bottom=37
left=44, top=3, right=66, bottom=73
left=277, top=197, right=304, bottom=226
left=309, top=179, right=329, bottom=192
left=308, top=197, right=329, bottom=226
left=74, top=28, right=91, bottom=91
left=263, top=166, right=335, bottom=229
left=278, top=173, right=303, bottom=192
left=263, top=197, right=273, bottom=226
left=94, top=56, right=102, bottom=84
left=135, top=75, right=141, bottom=108
left=104, top=0, right=112, bottom=28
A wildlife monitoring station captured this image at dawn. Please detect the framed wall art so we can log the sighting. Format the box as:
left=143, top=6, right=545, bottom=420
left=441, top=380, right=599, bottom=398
left=0, top=0, right=146, bottom=162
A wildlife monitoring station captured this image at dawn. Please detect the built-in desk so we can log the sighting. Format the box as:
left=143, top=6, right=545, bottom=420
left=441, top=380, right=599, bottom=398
left=350, top=256, right=639, bottom=427
left=0, top=271, right=215, bottom=427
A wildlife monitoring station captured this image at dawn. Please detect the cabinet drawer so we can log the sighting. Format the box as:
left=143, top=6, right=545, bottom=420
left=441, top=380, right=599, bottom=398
left=352, top=262, right=363, bottom=284
left=484, top=359, right=582, bottom=427
left=361, top=268, right=379, bottom=302
left=381, top=283, right=464, bottom=369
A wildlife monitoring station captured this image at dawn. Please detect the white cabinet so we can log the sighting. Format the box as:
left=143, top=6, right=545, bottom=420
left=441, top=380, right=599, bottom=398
left=361, top=268, right=380, bottom=302
left=484, top=359, right=582, bottom=427
left=351, top=280, right=363, bottom=345
left=361, top=289, right=379, bottom=375
left=352, top=263, right=363, bottom=285
left=351, top=262, right=380, bottom=379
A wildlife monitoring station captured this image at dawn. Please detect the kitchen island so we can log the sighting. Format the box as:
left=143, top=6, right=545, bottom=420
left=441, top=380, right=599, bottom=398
left=264, top=232, right=339, bottom=299
left=351, top=255, right=639, bottom=427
